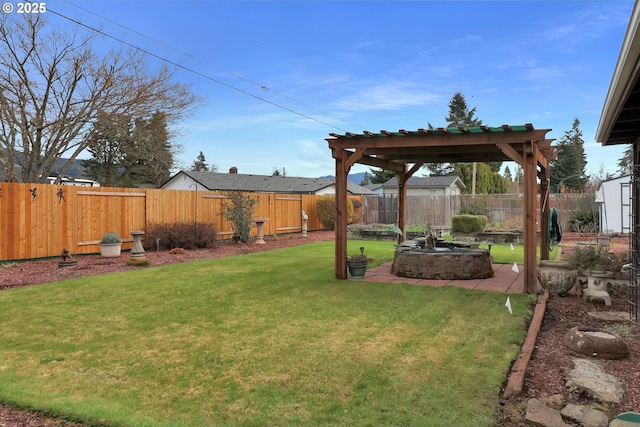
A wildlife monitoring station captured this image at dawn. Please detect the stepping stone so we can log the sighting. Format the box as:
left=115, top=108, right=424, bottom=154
left=560, top=403, right=608, bottom=427
left=525, top=398, right=571, bottom=427
left=565, top=358, right=624, bottom=403
left=588, top=311, right=631, bottom=322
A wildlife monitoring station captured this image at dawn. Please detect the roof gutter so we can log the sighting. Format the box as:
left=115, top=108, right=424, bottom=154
left=596, top=1, right=640, bottom=145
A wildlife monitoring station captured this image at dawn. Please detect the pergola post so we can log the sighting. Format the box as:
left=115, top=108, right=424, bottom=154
left=396, top=166, right=408, bottom=244
left=326, top=125, right=554, bottom=292
left=523, top=142, right=538, bottom=294
left=334, top=150, right=349, bottom=279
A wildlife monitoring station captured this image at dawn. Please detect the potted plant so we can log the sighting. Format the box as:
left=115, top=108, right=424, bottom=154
left=347, top=246, right=369, bottom=279
left=99, top=231, right=122, bottom=258
left=567, top=244, right=614, bottom=276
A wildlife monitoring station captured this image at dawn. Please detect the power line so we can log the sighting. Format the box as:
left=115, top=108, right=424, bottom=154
left=50, top=1, right=367, bottom=132
left=44, top=4, right=351, bottom=133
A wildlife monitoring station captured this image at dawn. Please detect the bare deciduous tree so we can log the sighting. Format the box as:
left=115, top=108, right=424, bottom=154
left=0, top=15, right=201, bottom=182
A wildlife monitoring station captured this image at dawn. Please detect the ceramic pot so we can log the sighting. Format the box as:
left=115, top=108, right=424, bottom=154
left=537, top=260, right=577, bottom=296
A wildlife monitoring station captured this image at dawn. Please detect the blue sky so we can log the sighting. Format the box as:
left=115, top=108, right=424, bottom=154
left=44, top=0, right=634, bottom=179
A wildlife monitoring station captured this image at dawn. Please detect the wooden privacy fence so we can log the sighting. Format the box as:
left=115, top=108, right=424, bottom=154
left=362, top=193, right=597, bottom=231
left=0, top=182, right=329, bottom=261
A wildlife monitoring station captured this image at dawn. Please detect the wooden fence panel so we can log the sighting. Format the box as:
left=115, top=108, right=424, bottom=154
left=363, top=193, right=597, bottom=231
left=1, top=183, right=330, bottom=261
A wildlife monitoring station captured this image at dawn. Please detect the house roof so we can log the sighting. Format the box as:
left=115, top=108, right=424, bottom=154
left=382, top=175, right=466, bottom=189
left=596, top=1, right=640, bottom=145
left=167, top=170, right=374, bottom=195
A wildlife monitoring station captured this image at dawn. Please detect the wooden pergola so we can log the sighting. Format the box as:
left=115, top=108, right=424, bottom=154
left=326, top=124, right=556, bottom=294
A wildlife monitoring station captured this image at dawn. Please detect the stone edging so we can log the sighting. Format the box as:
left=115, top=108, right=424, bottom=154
left=503, top=289, right=549, bottom=398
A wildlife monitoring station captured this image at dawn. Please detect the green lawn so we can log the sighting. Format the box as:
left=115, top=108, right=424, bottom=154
left=0, top=240, right=535, bottom=426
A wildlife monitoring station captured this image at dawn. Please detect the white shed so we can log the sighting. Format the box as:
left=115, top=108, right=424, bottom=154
left=595, top=175, right=631, bottom=234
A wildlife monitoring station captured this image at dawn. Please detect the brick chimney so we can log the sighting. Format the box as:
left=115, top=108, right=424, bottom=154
left=229, top=166, right=238, bottom=174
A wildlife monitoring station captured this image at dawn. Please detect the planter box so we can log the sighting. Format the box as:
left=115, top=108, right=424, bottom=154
left=348, top=230, right=424, bottom=241
left=99, top=243, right=122, bottom=258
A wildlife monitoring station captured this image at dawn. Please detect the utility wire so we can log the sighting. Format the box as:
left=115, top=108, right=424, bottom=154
left=43, top=4, right=351, bottom=133
left=53, top=1, right=363, bottom=132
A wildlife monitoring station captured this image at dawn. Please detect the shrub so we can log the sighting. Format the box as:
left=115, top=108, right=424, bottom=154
left=221, top=191, right=257, bottom=243
left=316, top=196, right=353, bottom=230
left=460, top=200, right=491, bottom=221
left=143, top=222, right=217, bottom=250
left=451, top=215, right=486, bottom=233
left=567, top=244, right=614, bottom=273
left=100, top=232, right=121, bottom=244
left=567, top=210, right=599, bottom=234
left=350, top=197, right=363, bottom=224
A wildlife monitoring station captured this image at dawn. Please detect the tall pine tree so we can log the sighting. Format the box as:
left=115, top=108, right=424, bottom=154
left=191, top=151, right=210, bottom=172
left=426, top=92, right=506, bottom=194
left=82, top=112, right=132, bottom=187
left=550, top=118, right=588, bottom=192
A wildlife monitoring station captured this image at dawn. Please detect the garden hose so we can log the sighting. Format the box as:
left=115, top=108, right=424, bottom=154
left=548, top=207, right=562, bottom=251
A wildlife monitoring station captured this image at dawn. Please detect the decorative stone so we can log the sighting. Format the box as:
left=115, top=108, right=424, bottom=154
left=524, top=398, right=571, bottom=427
left=584, top=290, right=612, bottom=306
left=537, top=260, right=578, bottom=296
left=587, top=311, right=631, bottom=322
left=58, top=247, right=77, bottom=268
left=391, top=246, right=493, bottom=280
left=563, top=327, right=629, bottom=359
left=565, top=358, right=625, bottom=404
left=560, top=403, right=609, bottom=427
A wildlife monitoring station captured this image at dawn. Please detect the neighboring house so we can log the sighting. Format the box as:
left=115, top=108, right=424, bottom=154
left=381, top=176, right=466, bottom=196
left=594, top=175, right=631, bottom=235
left=161, top=168, right=374, bottom=195
left=364, top=183, right=384, bottom=195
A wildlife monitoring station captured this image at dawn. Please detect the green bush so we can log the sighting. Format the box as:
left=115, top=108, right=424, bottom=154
left=567, top=209, right=599, bottom=234
left=567, top=244, right=613, bottom=272
left=222, top=191, right=257, bottom=243
left=460, top=200, right=491, bottom=221
left=143, top=222, right=217, bottom=250
left=451, top=215, right=486, bottom=233
left=100, top=231, right=121, bottom=244
left=316, top=196, right=353, bottom=230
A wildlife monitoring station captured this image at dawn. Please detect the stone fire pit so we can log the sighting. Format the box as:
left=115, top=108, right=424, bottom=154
left=391, top=239, right=494, bottom=280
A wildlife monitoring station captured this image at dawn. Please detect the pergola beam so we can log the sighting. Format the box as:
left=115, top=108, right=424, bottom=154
left=327, top=125, right=555, bottom=293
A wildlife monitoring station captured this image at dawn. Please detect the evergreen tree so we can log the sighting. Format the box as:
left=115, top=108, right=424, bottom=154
left=617, top=145, right=633, bottom=176
left=191, top=151, right=209, bottom=172
left=444, top=92, right=483, bottom=127
left=367, top=168, right=396, bottom=184
left=272, top=167, right=286, bottom=176
left=82, top=112, right=132, bottom=187
left=504, top=165, right=513, bottom=182
left=453, top=162, right=506, bottom=194
left=123, top=111, right=174, bottom=188
left=550, top=118, right=588, bottom=192
left=425, top=92, right=502, bottom=183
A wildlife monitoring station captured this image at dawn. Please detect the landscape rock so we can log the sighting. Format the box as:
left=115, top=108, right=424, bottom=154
left=524, top=398, right=571, bottom=427
left=565, top=358, right=624, bottom=403
left=560, top=403, right=608, bottom=427
left=587, top=311, right=631, bottom=322
left=563, top=326, right=629, bottom=359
